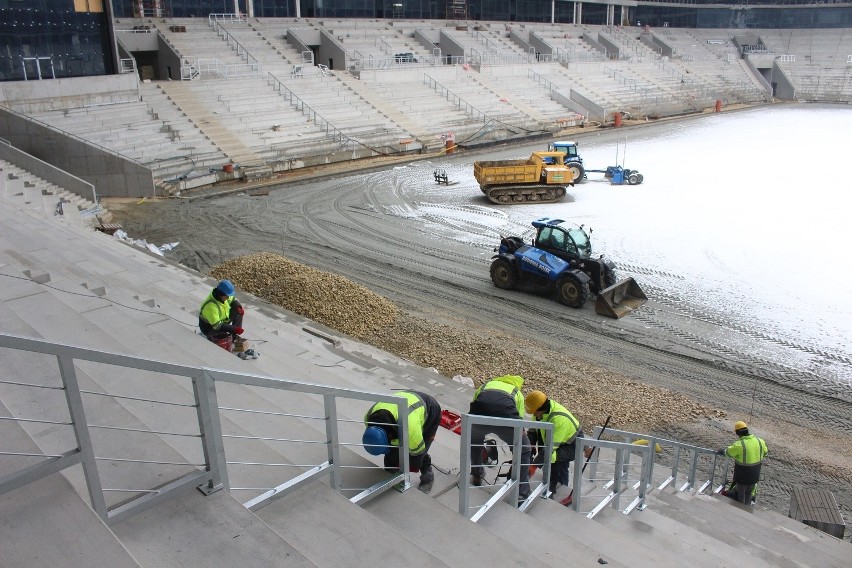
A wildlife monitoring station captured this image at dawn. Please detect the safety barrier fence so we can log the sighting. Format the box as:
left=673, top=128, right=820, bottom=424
left=0, top=333, right=411, bottom=526
left=350, top=54, right=462, bottom=70
left=181, top=58, right=260, bottom=80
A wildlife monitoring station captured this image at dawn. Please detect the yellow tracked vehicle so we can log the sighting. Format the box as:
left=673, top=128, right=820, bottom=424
left=474, top=152, right=575, bottom=204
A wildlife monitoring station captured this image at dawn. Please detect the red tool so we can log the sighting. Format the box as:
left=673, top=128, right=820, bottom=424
left=440, top=409, right=462, bottom=435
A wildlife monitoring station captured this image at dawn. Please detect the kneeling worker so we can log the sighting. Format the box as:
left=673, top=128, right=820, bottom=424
left=199, top=279, right=258, bottom=359
left=363, top=390, right=441, bottom=493
left=525, top=390, right=584, bottom=497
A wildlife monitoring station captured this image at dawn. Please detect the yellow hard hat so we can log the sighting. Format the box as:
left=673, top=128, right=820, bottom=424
left=632, top=439, right=663, bottom=453
left=525, top=390, right=547, bottom=414
left=734, top=420, right=748, bottom=432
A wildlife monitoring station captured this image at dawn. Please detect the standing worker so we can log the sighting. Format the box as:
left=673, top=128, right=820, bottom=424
left=468, top=374, right=531, bottom=505
left=525, top=390, right=584, bottom=499
left=199, top=279, right=258, bottom=359
left=718, top=420, right=768, bottom=504
left=362, top=390, right=442, bottom=493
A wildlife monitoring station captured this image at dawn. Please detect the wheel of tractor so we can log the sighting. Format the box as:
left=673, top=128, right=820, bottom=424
left=604, top=266, right=617, bottom=289
left=567, top=161, right=585, bottom=184
left=628, top=173, right=641, bottom=185
left=490, top=258, right=518, bottom=290
left=556, top=272, right=590, bottom=308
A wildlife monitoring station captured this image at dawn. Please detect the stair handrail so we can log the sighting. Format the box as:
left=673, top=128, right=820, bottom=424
left=211, top=18, right=259, bottom=68
left=458, top=413, right=553, bottom=522
left=589, top=426, right=730, bottom=497
left=423, top=73, right=488, bottom=123
left=266, top=73, right=354, bottom=146
left=571, top=436, right=654, bottom=518
left=0, top=332, right=412, bottom=525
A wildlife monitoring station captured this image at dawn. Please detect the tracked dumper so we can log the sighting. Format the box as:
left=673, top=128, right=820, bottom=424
left=474, top=152, right=574, bottom=204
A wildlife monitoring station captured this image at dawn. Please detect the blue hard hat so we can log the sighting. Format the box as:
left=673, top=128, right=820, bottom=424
left=215, top=279, right=235, bottom=296
left=362, top=426, right=390, bottom=456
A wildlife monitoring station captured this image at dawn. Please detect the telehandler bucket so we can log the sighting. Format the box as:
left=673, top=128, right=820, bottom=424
left=595, top=277, right=647, bottom=319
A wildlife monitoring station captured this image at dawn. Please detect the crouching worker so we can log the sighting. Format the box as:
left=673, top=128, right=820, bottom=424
left=199, top=279, right=258, bottom=359
left=363, top=390, right=441, bottom=493
left=468, top=374, right=532, bottom=504
left=525, top=390, right=584, bottom=497
left=718, top=420, right=768, bottom=504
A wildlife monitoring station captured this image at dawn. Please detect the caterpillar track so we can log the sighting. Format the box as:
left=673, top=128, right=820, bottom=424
left=481, top=184, right=567, bottom=204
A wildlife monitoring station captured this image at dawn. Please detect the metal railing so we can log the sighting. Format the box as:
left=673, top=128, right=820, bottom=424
left=569, top=426, right=729, bottom=518
left=458, top=414, right=553, bottom=522
left=181, top=58, right=260, bottom=80
left=266, top=73, right=353, bottom=146
left=208, top=13, right=247, bottom=25
left=211, top=19, right=259, bottom=69
left=0, top=333, right=412, bottom=525
left=423, top=74, right=488, bottom=123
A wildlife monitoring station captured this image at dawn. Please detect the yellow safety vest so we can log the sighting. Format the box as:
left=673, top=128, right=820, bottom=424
left=364, top=392, right=427, bottom=456
left=535, top=400, right=580, bottom=463
left=199, top=291, right=233, bottom=329
left=473, top=375, right=525, bottom=417
left=725, top=434, right=768, bottom=466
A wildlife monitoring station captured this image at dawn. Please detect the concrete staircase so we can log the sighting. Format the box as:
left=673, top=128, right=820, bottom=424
left=0, top=162, right=849, bottom=567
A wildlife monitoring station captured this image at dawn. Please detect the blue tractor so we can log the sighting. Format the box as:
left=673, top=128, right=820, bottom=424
left=490, top=218, right=647, bottom=317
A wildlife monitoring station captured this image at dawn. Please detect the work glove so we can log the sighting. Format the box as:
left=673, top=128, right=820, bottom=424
left=234, top=306, right=245, bottom=316
left=234, top=327, right=244, bottom=335
left=716, top=448, right=726, bottom=456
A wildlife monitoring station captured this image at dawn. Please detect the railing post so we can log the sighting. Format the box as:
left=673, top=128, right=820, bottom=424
left=398, top=400, right=411, bottom=490
left=193, top=369, right=227, bottom=494
left=324, top=395, right=342, bottom=492
left=459, top=414, right=472, bottom=517
left=56, top=352, right=108, bottom=521
left=509, top=426, right=522, bottom=505
left=612, top=447, right=624, bottom=511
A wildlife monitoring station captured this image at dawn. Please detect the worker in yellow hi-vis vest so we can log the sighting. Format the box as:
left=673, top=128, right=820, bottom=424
left=718, top=420, right=768, bottom=504
left=363, top=391, right=442, bottom=493
left=525, top=390, right=584, bottom=497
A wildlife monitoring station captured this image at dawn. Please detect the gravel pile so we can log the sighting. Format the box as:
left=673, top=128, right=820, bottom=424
left=211, top=252, right=723, bottom=432
left=210, top=252, right=399, bottom=337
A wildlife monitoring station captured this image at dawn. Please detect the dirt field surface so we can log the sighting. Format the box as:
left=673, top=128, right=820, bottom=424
left=106, top=111, right=852, bottom=526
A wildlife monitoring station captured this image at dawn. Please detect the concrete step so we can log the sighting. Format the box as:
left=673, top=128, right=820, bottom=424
left=0, top=399, right=142, bottom=568
left=593, top=505, right=775, bottom=568
left=604, top=504, right=779, bottom=568
left=525, top=494, right=687, bottom=568
left=111, top=488, right=319, bottom=568
left=649, top=489, right=850, bottom=568
left=257, top=480, right=451, bottom=568
left=465, top=497, right=630, bottom=568
left=364, top=484, right=534, bottom=568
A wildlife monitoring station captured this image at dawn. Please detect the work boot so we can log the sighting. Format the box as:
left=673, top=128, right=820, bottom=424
left=470, top=474, right=483, bottom=486
left=418, top=471, right=434, bottom=493
left=560, top=494, right=573, bottom=507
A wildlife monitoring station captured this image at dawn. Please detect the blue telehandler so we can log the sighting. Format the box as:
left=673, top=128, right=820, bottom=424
left=489, top=218, right=647, bottom=317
